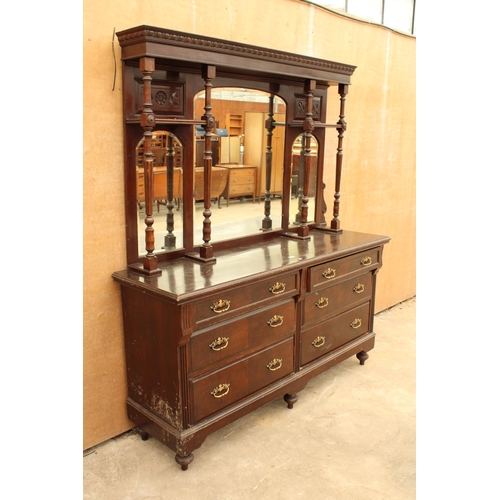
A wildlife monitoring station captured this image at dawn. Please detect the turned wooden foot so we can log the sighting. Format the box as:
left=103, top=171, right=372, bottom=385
left=284, top=393, right=298, bottom=409
left=356, top=350, right=369, bottom=365
left=136, top=428, right=149, bottom=441
left=175, top=453, right=194, bottom=471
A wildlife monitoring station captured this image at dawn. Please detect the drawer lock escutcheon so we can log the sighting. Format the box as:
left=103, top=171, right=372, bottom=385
left=210, top=299, right=231, bottom=314
left=211, top=383, right=230, bottom=398
left=322, top=268, right=336, bottom=280
left=315, top=297, right=329, bottom=309
left=267, top=315, right=284, bottom=328
left=266, top=358, right=283, bottom=371
left=269, top=282, right=286, bottom=295
left=353, top=284, right=365, bottom=294
left=312, top=336, right=326, bottom=348
left=209, top=336, right=229, bottom=351
left=360, top=256, right=372, bottom=266
left=350, top=319, right=362, bottom=329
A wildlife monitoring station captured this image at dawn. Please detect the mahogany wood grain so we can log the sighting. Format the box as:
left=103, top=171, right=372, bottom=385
left=113, top=27, right=390, bottom=471
left=190, top=299, right=296, bottom=374
left=301, top=302, right=371, bottom=365
left=302, top=272, right=373, bottom=327
left=190, top=337, right=294, bottom=423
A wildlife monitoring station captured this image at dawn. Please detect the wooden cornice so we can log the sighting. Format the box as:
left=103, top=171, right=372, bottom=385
left=116, top=25, right=356, bottom=85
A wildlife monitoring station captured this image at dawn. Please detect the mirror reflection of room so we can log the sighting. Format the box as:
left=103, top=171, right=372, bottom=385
left=290, top=133, right=318, bottom=226
left=193, top=88, right=286, bottom=244
left=137, top=88, right=287, bottom=256
left=136, top=131, right=184, bottom=255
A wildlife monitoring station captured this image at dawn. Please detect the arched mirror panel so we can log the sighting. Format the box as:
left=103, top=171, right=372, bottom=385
left=190, top=87, right=287, bottom=245
left=136, top=130, right=184, bottom=254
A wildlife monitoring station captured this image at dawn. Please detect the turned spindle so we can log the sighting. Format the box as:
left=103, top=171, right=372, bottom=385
left=139, top=57, right=161, bottom=275
left=297, top=79, right=315, bottom=240
left=330, top=83, right=349, bottom=233
left=199, top=65, right=217, bottom=263
left=262, top=92, right=276, bottom=231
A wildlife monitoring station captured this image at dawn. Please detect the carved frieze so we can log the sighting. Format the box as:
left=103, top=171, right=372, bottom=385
left=134, top=80, right=185, bottom=117
left=117, top=26, right=356, bottom=78
left=294, top=96, right=322, bottom=121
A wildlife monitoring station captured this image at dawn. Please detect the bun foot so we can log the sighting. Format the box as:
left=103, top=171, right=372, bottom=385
left=136, top=428, right=149, bottom=441
left=284, top=393, right=298, bottom=409
left=356, top=350, right=369, bottom=365
left=175, top=453, right=194, bottom=471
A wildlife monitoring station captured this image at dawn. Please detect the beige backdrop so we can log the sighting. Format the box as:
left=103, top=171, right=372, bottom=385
left=83, top=0, right=416, bottom=450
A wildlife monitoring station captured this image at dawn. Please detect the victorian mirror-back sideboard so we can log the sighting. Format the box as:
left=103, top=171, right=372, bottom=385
left=112, top=26, right=390, bottom=470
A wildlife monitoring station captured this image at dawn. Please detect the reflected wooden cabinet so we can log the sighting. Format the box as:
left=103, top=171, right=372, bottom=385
left=136, top=167, right=182, bottom=209
left=218, top=164, right=258, bottom=206
left=195, top=138, right=219, bottom=167
left=112, top=26, right=389, bottom=470
left=194, top=166, right=228, bottom=205
left=226, top=113, right=243, bottom=136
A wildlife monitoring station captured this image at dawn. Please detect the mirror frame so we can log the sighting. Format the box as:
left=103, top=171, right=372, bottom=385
left=117, top=26, right=355, bottom=273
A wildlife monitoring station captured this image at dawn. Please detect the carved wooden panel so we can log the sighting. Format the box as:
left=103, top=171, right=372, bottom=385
left=294, top=96, right=321, bottom=121
left=134, top=80, right=185, bottom=116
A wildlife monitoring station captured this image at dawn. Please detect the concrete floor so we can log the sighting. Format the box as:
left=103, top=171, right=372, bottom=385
left=84, top=297, right=415, bottom=500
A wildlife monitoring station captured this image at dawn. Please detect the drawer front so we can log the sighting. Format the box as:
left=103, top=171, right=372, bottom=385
left=301, top=302, right=371, bottom=366
left=308, top=248, right=380, bottom=292
left=192, top=272, right=299, bottom=329
left=190, top=337, right=294, bottom=423
left=190, top=299, right=295, bottom=374
left=303, top=272, right=373, bottom=327
left=229, top=184, right=254, bottom=196
left=229, top=170, right=254, bottom=185
left=137, top=172, right=145, bottom=199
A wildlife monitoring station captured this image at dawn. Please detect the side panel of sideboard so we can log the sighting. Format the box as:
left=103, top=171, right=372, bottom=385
left=119, top=287, right=186, bottom=431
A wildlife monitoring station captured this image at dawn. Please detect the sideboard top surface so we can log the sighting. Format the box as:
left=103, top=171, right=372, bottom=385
left=112, top=230, right=390, bottom=301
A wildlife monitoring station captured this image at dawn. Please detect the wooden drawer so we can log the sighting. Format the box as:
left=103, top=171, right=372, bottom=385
left=192, top=272, right=299, bottom=329
left=229, top=170, right=255, bottom=186
left=137, top=171, right=145, bottom=199
left=190, top=299, right=295, bottom=374
left=190, top=337, right=294, bottom=423
left=228, top=183, right=254, bottom=196
left=308, top=247, right=380, bottom=292
left=303, top=272, right=372, bottom=327
left=301, top=302, right=371, bottom=366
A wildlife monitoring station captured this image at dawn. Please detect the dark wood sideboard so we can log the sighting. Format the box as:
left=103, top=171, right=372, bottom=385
left=112, top=26, right=389, bottom=470
left=113, top=230, right=388, bottom=470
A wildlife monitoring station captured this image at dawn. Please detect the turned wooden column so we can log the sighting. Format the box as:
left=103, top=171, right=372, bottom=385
left=297, top=79, right=315, bottom=240
left=199, top=65, right=217, bottom=263
left=330, top=83, right=348, bottom=233
left=139, top=57, right=161, bottom=275
left=162, top=133, right=176, bottom=249
left=262, top=92, right=277, bottom=231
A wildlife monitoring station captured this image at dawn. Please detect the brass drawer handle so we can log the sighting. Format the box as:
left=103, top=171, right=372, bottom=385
left=350, top=319, right=362, bottom=329
left=322, top=268, right=336, bottom=279
left=312, top=336, right=326, bottom=348
left=269, top=282, right=286, bottom=295
left=267, top=315, right=284, bottom=328
left=209, top=336, right=229, bottom=351
left=266, top=358, right=283, bottom=371
left=210, top=299, right=231, bottom=314
left=353, top=284, right=365, bottom=294
left=360, top=256, right=372, bottom=266
left=211, top=383, right=230, bottom=398
left=315, top=297, right=329, bottom=308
